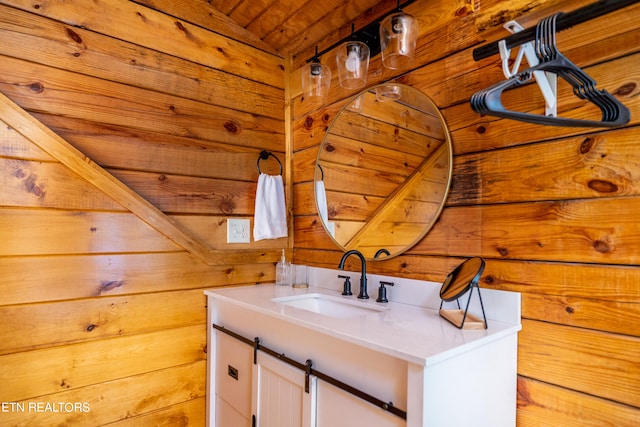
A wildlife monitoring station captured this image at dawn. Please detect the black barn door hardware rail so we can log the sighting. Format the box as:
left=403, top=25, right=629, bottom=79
left=212, top=323, right=407, bottom=420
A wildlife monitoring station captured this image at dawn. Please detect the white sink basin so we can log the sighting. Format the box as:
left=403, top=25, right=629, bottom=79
left=272, top=293, right=388, bottom=318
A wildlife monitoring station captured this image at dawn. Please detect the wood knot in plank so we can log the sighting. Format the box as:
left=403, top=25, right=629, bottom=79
left=497, top=247, right=509, bottom=257
left=615, top=82, right=636, bottom=97
left=223, top=120, right=241, bottom=134
left=29, top=82, right=44, bottom=93
left=99, top=280, right=124, bottom=294
left=15, top=167, right=46, bottom=199
left=565, top=306, right=575, bottom=314
left=220, top=197, right=235, bottom=214
left=304, top=116, right=314, bottom=129
left=579, top=136, right=596, bottom=154
left=65, top=27, right=83, bottom=44
left=14, top=168, right=27, bottom=179
left=476, top=125, right=486, bottom=134
left=86, top=324, right=97, bottom=332
left=588, top=179, right=618, bottom=193
left=455, top=6, right=471, bottom=17
left=592, top=240, right=611, bottom=253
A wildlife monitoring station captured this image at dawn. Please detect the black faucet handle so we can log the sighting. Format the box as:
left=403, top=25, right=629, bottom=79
left=338, top=274, right=353, bottom=296
left=376, top=281, right=395, bottom=303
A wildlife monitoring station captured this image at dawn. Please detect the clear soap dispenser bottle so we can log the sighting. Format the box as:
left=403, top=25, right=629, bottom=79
left=275, top=249, right=291, bottom=286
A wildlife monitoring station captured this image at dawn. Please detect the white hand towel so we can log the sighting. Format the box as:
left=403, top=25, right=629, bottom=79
left=315, top=180, right=329, bottom=224
left=253, top=173, right=288, bottom=241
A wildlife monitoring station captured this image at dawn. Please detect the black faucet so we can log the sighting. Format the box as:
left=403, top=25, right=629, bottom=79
left=338, top=250, right=368, bottom=299
left=374, top=248, right=390, bottom=259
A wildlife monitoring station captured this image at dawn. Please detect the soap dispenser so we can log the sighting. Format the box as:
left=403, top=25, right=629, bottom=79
left=275, top=249, right=291, bottom=286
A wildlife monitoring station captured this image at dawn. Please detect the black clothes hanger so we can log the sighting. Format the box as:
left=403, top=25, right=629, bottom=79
left=471, top=13, right=630, bottom=128
left=534, top=14, right=620, bottom=122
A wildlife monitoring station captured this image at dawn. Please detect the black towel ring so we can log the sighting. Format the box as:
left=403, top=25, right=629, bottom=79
left=256, top=150, right=283, bottom=175
left=316, top=164, right=324, bottom=181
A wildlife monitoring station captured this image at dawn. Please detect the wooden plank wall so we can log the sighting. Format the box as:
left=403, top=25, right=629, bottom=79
left=291, top=0, right=640, bottom=425
left=0, top=0, right=285, bottom=424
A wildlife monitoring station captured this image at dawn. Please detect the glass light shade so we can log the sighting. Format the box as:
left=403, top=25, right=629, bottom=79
left=379, top=12, right=418, bottom=69
left=302, top=61, right=331, bottom=101
left=375, top=84, right=401, bottom=101
left=347, top=94, right=364, bottom=112
left=336, top=41, right=370, bottom=89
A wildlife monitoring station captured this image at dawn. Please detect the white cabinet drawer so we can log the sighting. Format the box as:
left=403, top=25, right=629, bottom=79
left=215, top=331, right=253, bottom=419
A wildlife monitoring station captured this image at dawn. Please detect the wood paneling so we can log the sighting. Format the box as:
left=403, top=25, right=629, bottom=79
left=0, top=361, right=206, bottom=425
left=0, top=289, right=207, bottom=354
left=2, top=0, right=284, bottom=88
left=0, top=325, right=206, bottom=402
left=205, top=0, right=384, bottom=57
left=1, top=0, right=639, bottom=425
left=519, top=319, right=640, bottom=407
left=0, top=55, right=284, bottom=149
left=0, top=253, right=274, bottom=306
left=106, top=397, right=206, bottom=426
left=0, top=4, right=283, bottom=119
left=516, top=377, right=639, bottom=427
left=291, top=0, right=640, bottom=425
left=0, top=1, right=284, bottom=424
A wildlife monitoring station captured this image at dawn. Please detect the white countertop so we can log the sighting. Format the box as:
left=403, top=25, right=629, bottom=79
left=205, top=279, right=521, bottom=367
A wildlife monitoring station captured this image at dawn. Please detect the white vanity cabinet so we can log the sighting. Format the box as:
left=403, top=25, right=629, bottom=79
left=208, top=298, right=408, bottom=427
left=206, top=270, right=521, bottom=427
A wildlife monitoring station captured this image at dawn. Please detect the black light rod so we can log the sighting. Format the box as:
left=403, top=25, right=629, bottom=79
left=472, top=0, right=638, bottom=61
left=305, top=0, right=418, bottom=63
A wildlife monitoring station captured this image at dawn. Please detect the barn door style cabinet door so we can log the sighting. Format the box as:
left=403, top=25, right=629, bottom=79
left=252, top=351, right=316, bottom=426
left=213, top=328, right=317, bottom=427
left=211, top=327, right=402, bottom=427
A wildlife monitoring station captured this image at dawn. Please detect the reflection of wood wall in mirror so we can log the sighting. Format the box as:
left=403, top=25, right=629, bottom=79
left=316, top=84, right=452, bottom=259
left=344, top=142, right=447, bottom=251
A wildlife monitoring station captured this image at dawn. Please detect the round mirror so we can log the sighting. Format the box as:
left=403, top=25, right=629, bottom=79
left=439, top=257, right=485, bottom=302
left=314, top=83, right=453, bottom=259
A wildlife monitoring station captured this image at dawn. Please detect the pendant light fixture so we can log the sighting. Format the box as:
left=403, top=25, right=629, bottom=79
left=379, top=0, right=418, bottom=69
left=301, top=1, right=419, bottom=101
left=336, top=24, right=370, bottom=89
left=301, top=46, right=331, bottom=101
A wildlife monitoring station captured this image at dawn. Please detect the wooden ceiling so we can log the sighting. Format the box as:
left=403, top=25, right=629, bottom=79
left=206, top=0, right=401, bottom=60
